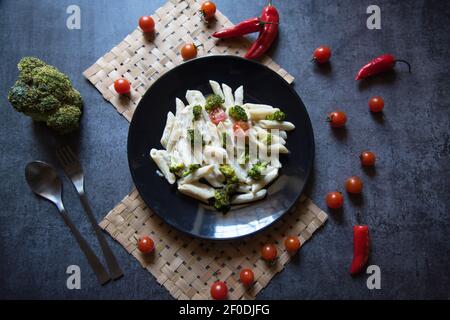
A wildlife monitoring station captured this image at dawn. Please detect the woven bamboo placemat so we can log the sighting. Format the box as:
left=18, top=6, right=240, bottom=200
left=85, top=0, right=328, bottom=300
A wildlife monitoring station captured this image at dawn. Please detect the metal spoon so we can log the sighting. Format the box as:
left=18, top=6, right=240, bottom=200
left=25, top=161, right=111, bottom=285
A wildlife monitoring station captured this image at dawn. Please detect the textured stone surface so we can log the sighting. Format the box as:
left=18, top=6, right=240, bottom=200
left=0, top=0, right=448, bottom=299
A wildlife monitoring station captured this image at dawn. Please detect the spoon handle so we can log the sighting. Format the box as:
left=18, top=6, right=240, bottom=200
left=59, top=208, right=111, bottom=285
left=79, top=193, right=123, bottom=280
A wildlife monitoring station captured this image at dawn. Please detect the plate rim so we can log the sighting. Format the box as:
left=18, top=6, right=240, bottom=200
left=127, top=55, right=315, bottom=240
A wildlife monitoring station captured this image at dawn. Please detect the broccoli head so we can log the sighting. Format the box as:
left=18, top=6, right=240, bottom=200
left=228, top=105, right=248, bottom=121
left=213, top=182, right=238, bottom=212
left=248, top=161, right=268, bottom=180
left=204, top=94, right=224, bottom=113
left=265, top=110, right=286, bottom=121
left=219, top=164, right=239, bottom=184
left=7, top=57, right=83, bottom=134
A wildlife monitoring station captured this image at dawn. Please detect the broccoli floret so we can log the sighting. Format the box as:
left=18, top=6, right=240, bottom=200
left=219, top=164, right=238, bottom=184
left=265, top=110, right=286, bottom=121
left=204, top=94, right=224, bottom=113
left=7, top=57, right=83, bottom=134
left=213, top=182, right=238, bottom=211
left=17, top=57, right=46, bottom=83
left=169, top=163, right=185, bottom=177
left=182, top=164, right=201, bottom=177
left=228, top=105, right=248, bottom=121
left=214, top=189, right=230, bottom=211
left=193, top=105, right=202, bottom=121
left=46, top=105, right=82, bottom=134
left=248, top=161, right=268, bottom=180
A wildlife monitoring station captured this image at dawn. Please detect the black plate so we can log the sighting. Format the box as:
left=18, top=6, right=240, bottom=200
left=128, top=55, right=314, bottom=240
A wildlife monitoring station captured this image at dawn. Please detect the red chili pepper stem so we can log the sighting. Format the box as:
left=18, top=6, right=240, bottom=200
left=395, top=59, right=412, bottom=73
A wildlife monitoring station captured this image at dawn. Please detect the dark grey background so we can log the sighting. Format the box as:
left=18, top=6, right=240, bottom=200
left=0, top=0, right=449, bottom=299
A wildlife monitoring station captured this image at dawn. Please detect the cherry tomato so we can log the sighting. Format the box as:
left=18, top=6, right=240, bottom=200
left=210, top=281, right=228, bottom=300
left=233, top=121, right=250, bottom=132
left=261, top=243, right=277, bottom=261
left=326, top=191, right=344, bottom=209
left=239, top=268, right=254, bottom=286
left=345, top=176, right=363, bottom=194
left=327, top=111, right=347, bottom=128
left=114, top=78, right=131, bottom=95
left=201, top=1, right=217, bottom=20
left=181, top=43, right=199, bottom=60
left=284, top=236, right=301, bottom=252
left=139, top=16, right=155, bottom=33
left=209, top=108, right=227, bottom=125
left=138, top=236, right=154, bottom=254
left=369, top=96, right=384, bottom=113
left=313, top=46, right=331, bottom=63
left=360, top=151, right=376, bottom=167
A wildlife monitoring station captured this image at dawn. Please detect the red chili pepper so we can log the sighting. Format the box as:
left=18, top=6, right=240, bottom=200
left=350, top=225, right=370, bottom=275
left=355, top=54, right=411, bottom=80
left=213, top=17, right=267, bottom=39
left=245, top=1, right=279, bottom=60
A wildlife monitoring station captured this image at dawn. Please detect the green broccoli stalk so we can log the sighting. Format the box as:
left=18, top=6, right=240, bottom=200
left=248, top=161, right=269, bottom=180
left=265, top=110, right=286, bottom=121
left=228, top=105, right=248, bottom=121
left=204, top=94, right=224, bottom=113
left=7, top=57, right=83, bottom=134
left=192, top=105, right=202, bottom=121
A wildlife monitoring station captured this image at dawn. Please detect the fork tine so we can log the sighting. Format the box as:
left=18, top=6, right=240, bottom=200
left=66, top=146, right=79, bottom=164
left=56, top=148, right=68, bottom=166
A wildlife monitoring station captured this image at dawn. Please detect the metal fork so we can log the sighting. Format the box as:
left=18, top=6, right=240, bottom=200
left=56, top=146, right=123, bottom=280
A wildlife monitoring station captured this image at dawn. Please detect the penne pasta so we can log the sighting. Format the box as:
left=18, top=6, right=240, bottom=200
left=258, top=120, right=296, bottom=131
left=222, top=83, right=235, bottom=109
left=252, top=168, right=279, bottom=193
left=234, top=86, right=243, bottom=105
left=150, top=82, right=296, bottom=211
left=186, top=90, right=206, bottom=105
left=243, top=103, right=274, bottom=110
left=178, top=182, right=215, bottom=203
left=178, top=165, right=214, bottom=185
left=175, top=98, right=185, bottom=116
left=231, top=189, right=267, bottom=204
left=248, top=108, right=280, bottom=121
left=209, top=80, right=224, bottom=99
left=150, top=149, right=176, bottom=184
left=160, top=111, right=175, bottom=148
